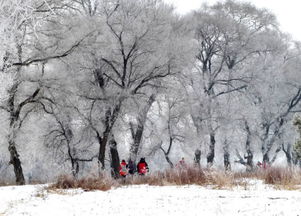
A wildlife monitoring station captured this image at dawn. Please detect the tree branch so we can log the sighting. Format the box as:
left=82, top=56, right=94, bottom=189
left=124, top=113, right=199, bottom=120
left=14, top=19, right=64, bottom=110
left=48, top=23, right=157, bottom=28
left=12, top=32, right=94, bottom=66
left=214, top=85, right=247, bottom=98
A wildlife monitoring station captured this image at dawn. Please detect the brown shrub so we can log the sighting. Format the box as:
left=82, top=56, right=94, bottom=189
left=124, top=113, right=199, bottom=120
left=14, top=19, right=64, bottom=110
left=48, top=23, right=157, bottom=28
left=122, top=166, right=207, bottom=186
left=53, top=175, right=76, bottom=189
left=264, top=167, right=287, bottom=184
left=50, top=173, right=116, bottom=191
left=262, top=167, right=301, bottom=187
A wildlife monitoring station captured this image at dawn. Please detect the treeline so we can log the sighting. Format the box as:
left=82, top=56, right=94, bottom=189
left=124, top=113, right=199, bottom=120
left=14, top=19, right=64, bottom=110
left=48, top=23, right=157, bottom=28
left=0, top=0, right=300, bottom=185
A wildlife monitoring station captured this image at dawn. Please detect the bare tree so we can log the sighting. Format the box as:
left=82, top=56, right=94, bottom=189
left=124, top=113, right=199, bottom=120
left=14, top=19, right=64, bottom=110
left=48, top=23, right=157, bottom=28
left=0, top=0, right=94, bottom=184
left=188, top=0, right=281, bottom=167
left=72, top=0, right=188, bottom=169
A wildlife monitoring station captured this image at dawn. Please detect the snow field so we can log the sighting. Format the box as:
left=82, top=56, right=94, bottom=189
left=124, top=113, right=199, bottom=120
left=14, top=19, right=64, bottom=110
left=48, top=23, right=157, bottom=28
left=0, top=181, right=301, bottom=216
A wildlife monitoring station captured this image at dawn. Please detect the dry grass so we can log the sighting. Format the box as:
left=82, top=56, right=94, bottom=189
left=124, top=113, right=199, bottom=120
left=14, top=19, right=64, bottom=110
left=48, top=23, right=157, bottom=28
left=49, top=166, right=301, bottom=192
left=264, top=167, right=292, bottom=184
left=233, top=167, right=301, bottom=190
left=50, top=167, right=209, bottom=191
left=206, top=171, right=237, bottom=189
left=123, top=167, right=208, bottom=186
left=262, top=167, right=301, bottom=190
left=0, top=181, right=16, bottom=187
left=49, top=173, right=117, bottom=191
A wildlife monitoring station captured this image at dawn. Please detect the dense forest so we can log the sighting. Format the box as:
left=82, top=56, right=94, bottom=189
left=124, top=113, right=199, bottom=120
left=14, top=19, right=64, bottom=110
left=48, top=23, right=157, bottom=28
left=0, top=0, right=300, bottom=185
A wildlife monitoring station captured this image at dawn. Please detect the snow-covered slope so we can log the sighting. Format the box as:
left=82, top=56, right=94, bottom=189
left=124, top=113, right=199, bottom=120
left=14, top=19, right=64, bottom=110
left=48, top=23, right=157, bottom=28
left=1, top=181, right=301, bottom=216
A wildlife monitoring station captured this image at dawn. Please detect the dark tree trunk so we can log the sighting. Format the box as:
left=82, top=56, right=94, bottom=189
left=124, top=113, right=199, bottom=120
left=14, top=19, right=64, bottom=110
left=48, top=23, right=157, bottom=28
left=7, top=84, right=25, bottom=185
left=98, top=129, right=110, bottom=169
left=223, top=151, right=231, bottom=171
left=263, top=153, right=269, bottom=164
left=164, top=154, right=174, bottom=168
left=160, top=135, right=174, bottom=168
left=6, top=79, right=41, bottom=184
left=8, top=140, right=25, bottom=185
left=97, top=100, right=123, bottom=169
left=129, top=123, right=144, bottom=162
left=245, top=150, right=253, bottom=172
left=244, top=121, right=253, bottom=172
left=207, top=132, right=215, bottom=166
left=6, top=80, right=25, bottom=185
left=194, top=149, right=201, bottom=168
left=130, top=94, right=155, bottom=163
left=110, top=139, right=120, bottom=179
left=285, top=152, right=292, bottom=167
left=282, top=143, right=292, bottom=167
left=64, top=126, right=79, bottom=178
left=223, top=153, right=231, bottom=171
left=71, top=160, right=79, bottom=178
left=223, top=139, right=231, bottom=171
left=292, top=151, right=299, bottom=166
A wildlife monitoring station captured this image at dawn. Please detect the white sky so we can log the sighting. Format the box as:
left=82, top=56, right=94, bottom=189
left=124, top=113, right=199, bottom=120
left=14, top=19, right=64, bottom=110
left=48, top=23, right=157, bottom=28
left=163, top=0, right=301, bottom=41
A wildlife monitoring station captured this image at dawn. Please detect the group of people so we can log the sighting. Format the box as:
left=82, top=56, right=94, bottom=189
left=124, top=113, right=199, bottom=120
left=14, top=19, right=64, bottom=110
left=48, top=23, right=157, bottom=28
left=119, top=158, right=149, bottom=177
left=119, top=157, right=187, bottom=177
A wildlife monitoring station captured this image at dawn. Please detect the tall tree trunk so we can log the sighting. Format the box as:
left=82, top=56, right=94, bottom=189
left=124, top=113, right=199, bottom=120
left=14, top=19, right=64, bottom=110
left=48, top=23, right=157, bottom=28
left=98, top=127, right=110, bottom=169
left=292, top=151, right=299, bottom=166
left=194, top=149, right=201, bottom=168
left=160, top=135, right=174, bottom=169
left=163, top=153, right=174, bottom=168
left=8, top=139, right=25, bottom=185
left=234, top=121, right=254, bottom=172
left=223, top=140, right=231, bottom=171
left=129, top=123, right=143, bottom=162
left=223, top=152, right=231, bottom=171
left=71, top=159, right=79, bottom=178
left=109, top=138, right=120, bottom=179
left=263, top=153, right=270, bottom=164
left=98, top=99, right=123, bottom=169
left=281, top=142, right=292, bottom=167
left=129, top=94, right=155, bottom=162
left=64, top=125, right=79, bottom=178
left=270, top=145, right=282, bottom=165
left=206, top=88, right=216, bottom=167
left=7, top=81, right=25, bottom=185
left=244, top=120, right=254, bottom=172
left=207, top=131, right=215, bottom=166
left=245, top=150, right=253, bottom=172
left=261, top=116, right=292, bottom=166
left=286, top=151, right=292, bottom=167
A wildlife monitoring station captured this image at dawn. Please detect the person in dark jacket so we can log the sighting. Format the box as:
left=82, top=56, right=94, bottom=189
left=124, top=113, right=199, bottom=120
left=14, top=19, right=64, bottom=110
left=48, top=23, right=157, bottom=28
left=128, top=159, right=136, bottom=175
left=137, top=158, right=149, bottom=175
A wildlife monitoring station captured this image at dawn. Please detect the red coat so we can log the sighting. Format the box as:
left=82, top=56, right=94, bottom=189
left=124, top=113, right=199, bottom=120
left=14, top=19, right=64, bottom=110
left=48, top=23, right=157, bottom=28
left=119, top=161, right=128, bottom=176
left=137, top=162, right=148, bottom=174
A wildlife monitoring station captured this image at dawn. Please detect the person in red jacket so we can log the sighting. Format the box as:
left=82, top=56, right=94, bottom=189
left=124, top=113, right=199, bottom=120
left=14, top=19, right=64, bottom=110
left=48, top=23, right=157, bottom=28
left=137, top=158, right=149, bottom=175
left=176, top=157, right=188, bottom=169
left=119, top=160, right=128, bottom=178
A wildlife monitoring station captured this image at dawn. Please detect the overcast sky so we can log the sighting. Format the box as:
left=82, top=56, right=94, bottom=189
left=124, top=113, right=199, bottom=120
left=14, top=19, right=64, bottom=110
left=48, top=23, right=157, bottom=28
left=163, top=0, right=301, bottom=41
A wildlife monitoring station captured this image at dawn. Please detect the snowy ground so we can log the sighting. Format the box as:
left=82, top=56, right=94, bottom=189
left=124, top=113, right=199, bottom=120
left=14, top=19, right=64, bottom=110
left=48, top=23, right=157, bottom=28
left=1, top=180, right=301, bottom=216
